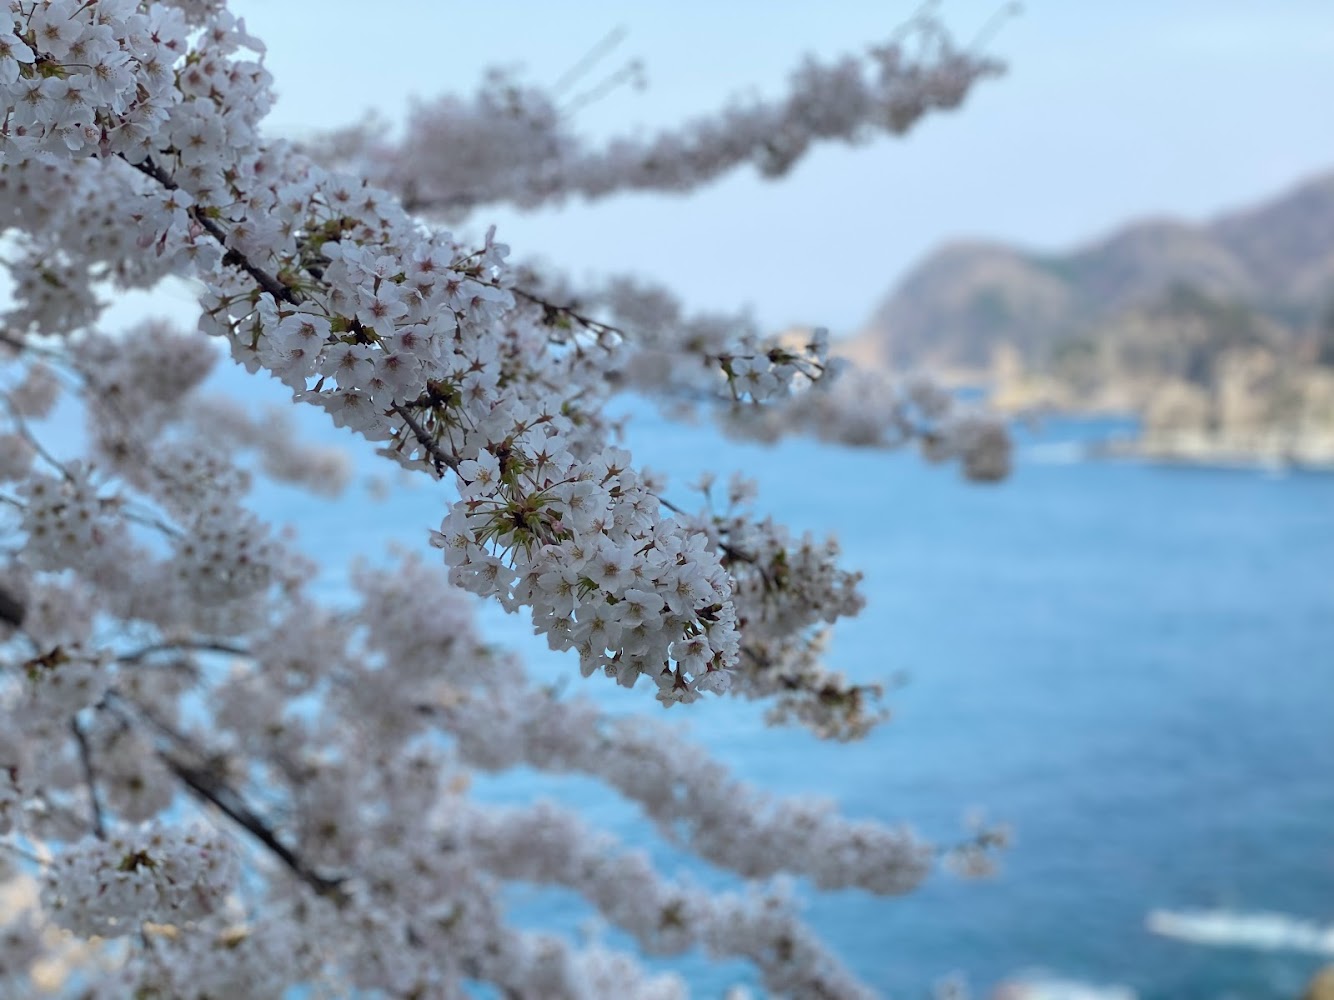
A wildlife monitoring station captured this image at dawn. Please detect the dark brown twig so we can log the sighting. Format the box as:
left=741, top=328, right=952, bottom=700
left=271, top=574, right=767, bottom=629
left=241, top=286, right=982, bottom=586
left=159, top=750, right=346, bottom=901
left=70, top=717, right=106, bottom=839
left=102, top=691, right=346, bottom=903
left=512, top=287, right=623, bottom=342
left=115, top=640, right=249, bottom=666
left=124, top=155, right=300, bottom=306
left=389, top=402, right=459, bottom=475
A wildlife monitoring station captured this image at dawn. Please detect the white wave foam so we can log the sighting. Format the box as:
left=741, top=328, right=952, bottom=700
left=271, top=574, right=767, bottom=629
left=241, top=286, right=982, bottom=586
left=993, top=972, right=1137, bottom=1000
left=1147, top=908, right=1334, bottom=955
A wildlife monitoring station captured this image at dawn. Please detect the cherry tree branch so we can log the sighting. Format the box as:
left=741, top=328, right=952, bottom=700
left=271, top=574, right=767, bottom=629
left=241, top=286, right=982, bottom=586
left=387, top=402, right=459, bottom=475
left=69, top=717, right=106, bottom=840
left=159, top=750, right=346, bottom=901
left=309, top=14, right=1005, bottom=218
left=102, top=691, right=346, bottom=902
left=114, top=640, right=249, bottom=666
left=128, top=155, right=301, bottom=306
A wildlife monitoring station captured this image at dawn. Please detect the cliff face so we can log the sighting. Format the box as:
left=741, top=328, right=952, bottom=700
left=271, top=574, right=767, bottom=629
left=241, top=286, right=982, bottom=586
left=846, top=170, right=1334, bottom=371
left=984, top=286, right=1334, bottom=466
left=839, top=242, right=1074, bottom=371
left=1212, top=172, right=1334, bottom=304
left=839, top=170, right=1334, bottom=466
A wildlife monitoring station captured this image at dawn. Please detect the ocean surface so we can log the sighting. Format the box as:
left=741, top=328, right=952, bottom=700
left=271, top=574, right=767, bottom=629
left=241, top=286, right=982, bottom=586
left=251, top=385, right=1334, bottom=1000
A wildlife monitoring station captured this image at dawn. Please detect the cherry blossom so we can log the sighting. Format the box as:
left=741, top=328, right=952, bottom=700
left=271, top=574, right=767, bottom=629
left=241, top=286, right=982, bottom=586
left=0, top=2, right=1012, bottom=995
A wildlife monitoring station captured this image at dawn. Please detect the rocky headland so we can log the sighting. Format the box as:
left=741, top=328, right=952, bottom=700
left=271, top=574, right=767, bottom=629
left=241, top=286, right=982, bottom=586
left=836, top=171, right=1334, bottom=469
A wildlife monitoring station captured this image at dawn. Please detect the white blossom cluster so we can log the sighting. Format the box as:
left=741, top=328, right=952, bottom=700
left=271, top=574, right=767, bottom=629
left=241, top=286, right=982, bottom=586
left=442, top=686, right=934, bottom=891
left=309, top=17, right=1002, bottom=218
left=185, top=395, right=352, bottom=496
left=0, top=2, right=1012, bottom=995
left=341, top=554, right=935, bottom=892
left=722, top=365, right=1013, bottom=483
left=0, top=313, right=1002, bottom=995
left=463, top=800, right=880, bottom=998
left=0, top=0, right=1011, bottom=702
left=673, top=476, right=897, bottom=740
left=513, top=271, right=1013, bottom=482
left=21, top=644, right=111, bottom=719
left=17, top=464, right=128, bottom=574
left=87, top=723, right=174, bottom=824
left=41, top=824, right=236, bottom=937
left=0, top=431, right=34, bottom=482
left=302, top=11, right=1010, bottom=487
left=170, top=504, right=273, bottom=602
left=3, top=0, right=749, bottom=701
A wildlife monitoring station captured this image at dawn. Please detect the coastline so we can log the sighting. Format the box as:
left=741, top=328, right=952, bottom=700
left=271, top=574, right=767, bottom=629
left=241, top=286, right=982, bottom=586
left=1080, top=429, right=1334, bottom=473
left=985, top=387, right=1334, bottom=473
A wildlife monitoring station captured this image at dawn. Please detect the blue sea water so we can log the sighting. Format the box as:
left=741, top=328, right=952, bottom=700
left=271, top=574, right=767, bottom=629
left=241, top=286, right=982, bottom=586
left=254, top=389, right=1334, bottom=1000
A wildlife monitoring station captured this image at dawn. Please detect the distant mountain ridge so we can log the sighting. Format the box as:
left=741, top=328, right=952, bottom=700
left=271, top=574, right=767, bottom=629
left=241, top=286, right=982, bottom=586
left=842, top=170, right=1334, bottom=370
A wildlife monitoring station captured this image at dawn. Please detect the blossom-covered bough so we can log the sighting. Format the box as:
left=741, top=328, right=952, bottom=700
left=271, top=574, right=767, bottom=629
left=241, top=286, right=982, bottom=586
left=0, top=2, right=1011, bottom=996
left=310, top=10, right=997, bottom=218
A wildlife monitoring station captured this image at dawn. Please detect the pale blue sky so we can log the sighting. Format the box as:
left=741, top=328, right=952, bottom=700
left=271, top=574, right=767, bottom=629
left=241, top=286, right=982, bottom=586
left=231, top=2, right=1334, bottom=334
